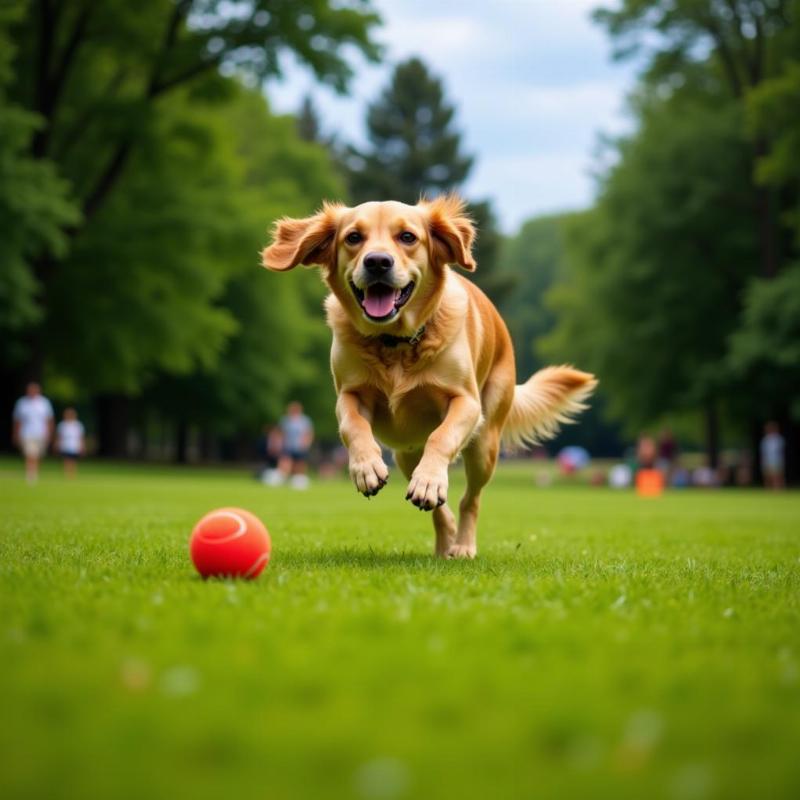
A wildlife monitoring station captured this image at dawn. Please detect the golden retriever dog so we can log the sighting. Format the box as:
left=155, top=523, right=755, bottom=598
left=262, top=195, right=596, bottom=558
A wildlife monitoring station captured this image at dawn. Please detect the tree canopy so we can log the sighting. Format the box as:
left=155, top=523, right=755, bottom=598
left=345, top=57, right=473, bottom=205
left=538, top=0, right=800, bottom=472
left=0, top=0, right=378, bottom=454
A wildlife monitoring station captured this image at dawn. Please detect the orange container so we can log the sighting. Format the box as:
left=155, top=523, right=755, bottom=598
left=636, top=468, right=664, bottom=497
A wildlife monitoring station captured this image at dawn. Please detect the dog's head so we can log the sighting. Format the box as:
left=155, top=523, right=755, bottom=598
left=262, top=196, right=476, bottom=332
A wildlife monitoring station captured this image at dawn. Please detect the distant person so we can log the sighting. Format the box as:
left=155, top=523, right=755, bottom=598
left=692, top=464, right=718, bottom=488
left=259, top=424, right=285, bottom=486
left=56, top=408, right=85, bottom=479
left=12, top=382, right=54, bottom=484
left=279, top=401, right=314, bottom=489
left=760, top=421, right=785, bottom=490
left=657, top=428, right=678, bottom=475
left=556, top=445, right=590, bottom=475
left=636, top=435, right=657, bottom=470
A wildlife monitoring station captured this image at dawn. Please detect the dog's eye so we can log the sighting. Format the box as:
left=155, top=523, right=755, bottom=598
left=399, top=231, right=417, bottom=244
left=345, top=231, right=363, bottom=245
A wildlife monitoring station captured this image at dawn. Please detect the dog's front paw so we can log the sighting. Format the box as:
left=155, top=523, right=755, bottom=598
left=405, top=462, right=448, bottom=511
left=349, top=452, right=389, bottom=497
left=444, top=543, right=477, bottom=559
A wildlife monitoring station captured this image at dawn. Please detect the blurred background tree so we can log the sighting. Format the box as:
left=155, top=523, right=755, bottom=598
left=1, top=0, right=798, bottom=477
left=344, top=56, right=472, bottom=204
left=342, top=57, right=511, bottom=305
left=0, top=1, right=79, bottom=395
left=552, top=0, right=800, bottom=477
left=1, top=0, right=379, bottom=456
left=542, top=89, right=758, bottom=468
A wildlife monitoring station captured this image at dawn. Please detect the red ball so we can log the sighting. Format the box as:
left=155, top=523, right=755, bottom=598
left=189, top=507, right=271, bottom=579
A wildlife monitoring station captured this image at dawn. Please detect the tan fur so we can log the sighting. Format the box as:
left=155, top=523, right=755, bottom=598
left=503, top=366, right=598, bottom=450
left=262, top=195, right=596, bottom=558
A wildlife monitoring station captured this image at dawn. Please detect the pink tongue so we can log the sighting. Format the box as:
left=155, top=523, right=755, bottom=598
left=363, top=285, right=397, bottom=318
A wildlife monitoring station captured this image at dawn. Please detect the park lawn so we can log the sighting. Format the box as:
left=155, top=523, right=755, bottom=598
left=1, top=459, right=798, bottom=800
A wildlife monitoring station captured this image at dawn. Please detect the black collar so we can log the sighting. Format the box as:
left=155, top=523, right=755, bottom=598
left=376, top=325, right=426, bottom=348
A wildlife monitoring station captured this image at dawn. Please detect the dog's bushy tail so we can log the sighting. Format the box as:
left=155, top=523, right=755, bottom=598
left=501, top=366, right=598, bottom=450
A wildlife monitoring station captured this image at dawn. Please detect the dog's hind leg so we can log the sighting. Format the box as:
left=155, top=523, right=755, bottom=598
left=395, top=450, right=456, bottom=557
left=447, top=425, right=501, bottom=559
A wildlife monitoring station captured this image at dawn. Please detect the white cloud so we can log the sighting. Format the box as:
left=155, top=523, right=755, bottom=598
left=377, top=14, right=486, bottom=58
left=468, top=151, right=597, bottom=233
left=266, top=0, right=638, bottom=234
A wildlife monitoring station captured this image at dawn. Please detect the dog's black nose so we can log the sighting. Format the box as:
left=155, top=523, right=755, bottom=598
left=363, top=252, right=394, bottom=275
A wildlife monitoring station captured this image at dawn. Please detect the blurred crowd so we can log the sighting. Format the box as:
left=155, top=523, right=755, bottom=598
left=11, top=384, right=789, bottom=493
left=563, top=426, right=787, bottom=492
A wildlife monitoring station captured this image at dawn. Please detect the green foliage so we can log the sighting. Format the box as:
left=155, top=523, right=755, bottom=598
left=142, top=87, right=345, bottom=438
left=343, top=58, right=506, bottom=308
left=346, top=57, right=473, bottom=204
left=747, top=59, right=800, bottom=237
left=584, top=1, right=800, bottom=465
left=0, top=1, right=78, bottom=363
left=296, top=94, right=322, bottom=143
left=728, top=265, right=800, bottom=419
left=499, top=215, right=568, bottom=380
left=2, top=0, right=379, bottom=449
left=2, top=462, right=800, bottom=799
left=593, top=0, right=795, bottom=97
left=464, top=199, right=515, bottom=306
left=44, top=89, right=248, bottom=395
left=500, top=213, right=624, bottom=455
left=542, top=91, right=758, bottom=430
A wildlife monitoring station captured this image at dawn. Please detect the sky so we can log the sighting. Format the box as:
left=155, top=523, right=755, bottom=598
left=267, top=0, right=639, bottom=234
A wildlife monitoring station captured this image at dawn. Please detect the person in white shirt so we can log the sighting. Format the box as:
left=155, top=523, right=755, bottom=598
left=56, top=407, right=86, bottom=479
left=760, top=421, right=786, bottom=490
left=12, top=382, right=54, bottom=484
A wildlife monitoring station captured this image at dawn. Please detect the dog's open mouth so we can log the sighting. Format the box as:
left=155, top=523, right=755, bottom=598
left=350, top=281, right=415, bottom=321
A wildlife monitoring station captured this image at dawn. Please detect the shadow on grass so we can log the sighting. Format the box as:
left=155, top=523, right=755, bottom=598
left=277, top=547, right=483, bottom=571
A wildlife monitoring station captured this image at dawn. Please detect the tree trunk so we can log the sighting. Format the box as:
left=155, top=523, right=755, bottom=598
left=755, top=186, right=778, bottom=279
left=95, top=393, right=130, bottom=457
left=236, top=431, right=253, bottom=462
left=705, top=400, right=720, bottom=470
left=753, top=139, right=779, bottom=279
left=0, top=367, right=22, bottom=453
left=199, top=429, right=216, bottom=462
left=750, top=419, right=763, bottom=487
left=780, top=414, right=799, bottom=487
left=175, top=420, right=189, bottom=464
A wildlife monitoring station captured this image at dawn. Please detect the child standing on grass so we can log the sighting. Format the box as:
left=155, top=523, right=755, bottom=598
left=56, top=408, right=85, bottom=479
left=12, top=382, right=54, bottom=485
left=279, top=401, right=314, bottom=490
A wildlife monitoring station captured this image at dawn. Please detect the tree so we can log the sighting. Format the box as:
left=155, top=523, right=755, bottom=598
left=538, top=1, right=800, bottom=471
left=728, top=266, right=800, bottom=419
left=345, top=57, right=473, bottom=204
left=594, top=0, right=799, bottom=280
left=4, top=0, right=379, bottom=370
left=143, top=87, right=346, bottom=460
left=499, top=215, right=567, bottom=382
left=499, top=214, right=624, bottom=456
left=343, top=58, right=510, bottom=303
left=2, top=0, right=380, bottom=453
left=730, top=55, right=800, bottom=479
left=296, top=94, right=322, bottom=143
left=466, top=199, right=516, bottom=306
left=541, top=88, right=759, bottom=467
left=0, top=0, right=78, bottom=448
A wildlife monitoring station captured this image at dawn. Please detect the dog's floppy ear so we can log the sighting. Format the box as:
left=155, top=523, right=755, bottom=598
left=424, top=194, right=476, bottom=272
left=262, top=202, right=343, bottom=271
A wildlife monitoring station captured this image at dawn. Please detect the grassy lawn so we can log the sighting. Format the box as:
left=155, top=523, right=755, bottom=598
left=1, top=458, right=798, bottom=800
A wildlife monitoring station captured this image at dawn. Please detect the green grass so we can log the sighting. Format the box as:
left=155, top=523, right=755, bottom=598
left=1, top=458, right=799, bottom=800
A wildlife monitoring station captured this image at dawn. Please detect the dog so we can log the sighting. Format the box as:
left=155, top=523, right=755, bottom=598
left=262, top=195, right=596, bottom=558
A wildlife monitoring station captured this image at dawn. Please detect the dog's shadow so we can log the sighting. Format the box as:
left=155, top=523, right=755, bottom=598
left=277, top=548, right=477, bottom=571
